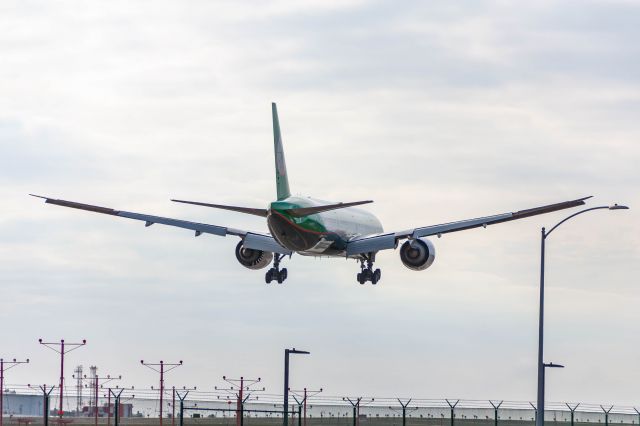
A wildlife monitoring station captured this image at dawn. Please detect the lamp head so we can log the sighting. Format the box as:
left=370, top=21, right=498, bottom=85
left=609, top=204, right=629, bottom=210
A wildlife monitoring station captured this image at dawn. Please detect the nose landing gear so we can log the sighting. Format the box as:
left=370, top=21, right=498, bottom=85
left=357, top=254, right=381, bottom=285
left=266, top=254, right=288, bottom=284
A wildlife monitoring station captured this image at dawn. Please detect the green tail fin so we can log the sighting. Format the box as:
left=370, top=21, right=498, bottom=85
left=272, top=102, right=291, bottom=200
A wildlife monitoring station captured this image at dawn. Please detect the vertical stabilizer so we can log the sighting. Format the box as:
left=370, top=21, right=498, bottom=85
left=272, top=102, right=291, bottom=200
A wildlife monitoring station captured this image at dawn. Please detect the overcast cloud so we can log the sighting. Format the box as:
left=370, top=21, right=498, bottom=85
left=1, top=0, right=639, bottom=407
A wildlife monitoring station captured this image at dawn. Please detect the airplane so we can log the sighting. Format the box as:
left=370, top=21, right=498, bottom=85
left=32, top=103, right=591, bottom=285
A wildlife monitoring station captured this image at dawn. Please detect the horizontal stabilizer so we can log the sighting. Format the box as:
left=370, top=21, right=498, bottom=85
left=284, top=200, right=373, bottom=218
left=171, top=199, right=268, bottom=217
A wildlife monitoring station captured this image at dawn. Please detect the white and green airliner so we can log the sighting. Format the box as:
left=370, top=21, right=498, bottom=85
left=32, top=103, right=590, bottom=285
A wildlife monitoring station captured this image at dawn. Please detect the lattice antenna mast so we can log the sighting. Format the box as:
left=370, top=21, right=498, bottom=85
left=0, top=358, right=29, bottom=426
left=290, top=387, right=323, bottom=426
left=38, top=338, right=86, bottom=418
left=215, top=376, right=264, bottom=426
left=74, top=366, right=83, bottom=414
left=141, top=360, right=182, bottom=426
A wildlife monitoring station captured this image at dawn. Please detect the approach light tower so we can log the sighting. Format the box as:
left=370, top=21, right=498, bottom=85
left=141, top=360, right=182, bottom=426
left=1, top=358, right=29, bottom=426
left=290, top=387, right=323, bottom=426
left=73, top=371, right=121, bottom=426
left=215, top=376, right=264, bottom=426
left=39, top=338, right=86, bottom=418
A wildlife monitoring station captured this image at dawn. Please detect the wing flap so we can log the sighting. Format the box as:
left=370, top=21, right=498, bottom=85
left=346, top=233, right=396, bottom=256
left=405, top=196, right=592, bottom=239
left=31, top=195, right=250, bottom=238
left=243, top=232, right=292, bottom=255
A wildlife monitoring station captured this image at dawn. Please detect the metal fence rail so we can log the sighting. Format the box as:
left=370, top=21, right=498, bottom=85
left=2, top=385, right=638, bottom=426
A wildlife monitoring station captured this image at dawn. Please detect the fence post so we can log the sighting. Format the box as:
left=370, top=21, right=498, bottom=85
left=490, top=401, right=503, bottom=426
left=38, top=385, right=55, bottom=426
left=114, top=395, right=119, bottom=426
left=177, top=391, right=190, bottom=426
left=529, top=403, right=537, bottom=425
left=44, top=393, right=49, bottom=426
left=601, top=405, right=613, bottom=426
left=446, top=400, right=459, bottom=426
left=565, top=403, right=580, bottom=426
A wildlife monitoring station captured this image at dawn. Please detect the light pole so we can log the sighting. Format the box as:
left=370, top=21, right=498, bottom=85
left=283, top=348, right=309, bottom=426
left=0, top=358, right=29, bottom=426
left=536, top=203, right=628, bottom=426
left=141, top=360, right=182, bottom=426
left=39, top=338, right=86, bottom=418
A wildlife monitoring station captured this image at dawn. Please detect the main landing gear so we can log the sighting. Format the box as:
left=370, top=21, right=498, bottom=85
left=265, top=254, right=288, bottom=284
left=357, top=254, right=381, bottom=285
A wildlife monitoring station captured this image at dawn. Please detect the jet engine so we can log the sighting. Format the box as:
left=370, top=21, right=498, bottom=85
left=399, top=238, right=436, bottom=271
left=235, top=241, right=273, bottom=270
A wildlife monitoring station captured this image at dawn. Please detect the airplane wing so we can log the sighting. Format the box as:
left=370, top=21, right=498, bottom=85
left=30, top=195, right=292, bottom=254
left=346, top=196, right=591, bottom=255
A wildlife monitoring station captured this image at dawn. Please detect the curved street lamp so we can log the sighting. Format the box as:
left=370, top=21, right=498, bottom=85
left=536, top=203, right=628, bottom=426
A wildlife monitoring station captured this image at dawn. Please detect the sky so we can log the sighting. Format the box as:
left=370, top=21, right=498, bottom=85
left=1, top=0, right=639, bottom=408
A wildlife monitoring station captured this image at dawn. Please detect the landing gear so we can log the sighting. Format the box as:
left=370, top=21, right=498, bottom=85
left=266, top=254, right=288, bottom=284
left=357, top=254, right=381, bottom=285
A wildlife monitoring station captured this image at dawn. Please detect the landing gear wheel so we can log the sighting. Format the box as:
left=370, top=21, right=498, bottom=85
left=355, top=253, right=381, bottom=285
left=266, top=255, right=289, bottom=284
left=371, top=269, right=381, bottom=285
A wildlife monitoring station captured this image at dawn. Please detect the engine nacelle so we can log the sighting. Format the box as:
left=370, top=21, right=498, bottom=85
left=235, top=241, right=273, bottom=270
left=399, top=238, right=436, bottom=271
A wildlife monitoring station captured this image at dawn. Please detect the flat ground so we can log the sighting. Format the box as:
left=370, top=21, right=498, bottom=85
left=4, top=417, right=595, bottom=426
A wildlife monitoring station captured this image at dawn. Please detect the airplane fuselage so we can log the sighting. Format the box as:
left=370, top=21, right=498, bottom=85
left=267, top=196, right=383, bottom=256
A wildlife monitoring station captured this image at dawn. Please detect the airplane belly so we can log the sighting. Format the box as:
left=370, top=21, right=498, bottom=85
left=267, top=213, right=321, bottom=251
